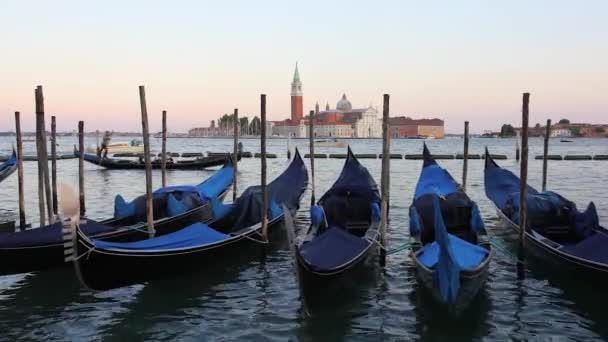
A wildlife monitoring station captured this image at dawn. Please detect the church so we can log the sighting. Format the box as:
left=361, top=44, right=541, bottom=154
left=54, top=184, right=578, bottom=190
left=272, top=64, right=383, bottom=138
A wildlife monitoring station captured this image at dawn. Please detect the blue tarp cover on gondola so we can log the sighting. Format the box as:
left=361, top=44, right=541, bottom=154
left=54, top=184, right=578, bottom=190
left=94, top=222, right=229, bottom=250
left=300, top=227, right=370, bottom=271
left=114, top=161, right=234, bottom=219
left=0, top=220, right=118, bottom=248
left=212, top=150, right=308, bottom=233
left=0, top=151, right=16, bottom=172
left=485, top=153, right=600, bottom=239
left=414, top=145, right=459, bottom=200
left=418, top=235, right=488, bottom=269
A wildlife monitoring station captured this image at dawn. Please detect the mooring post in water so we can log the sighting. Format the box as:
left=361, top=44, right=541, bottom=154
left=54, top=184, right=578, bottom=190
left=96, top=130, right=100, bottom=154
left=260, top=94, right=268, bottom=242
left=51, top=116, right=58, bottom=216
left=518, top=93, right=530, bottom=267
left=139, top=86, right=155, bottom=237
left=15, top=112, right=26, bottom=230
left=161, top=110, right=167, bottom=187
left=34, top=87, right=46, bottom=225
left=542, top=119, right=551, bottom=192
left=287, top=133, right=291, bottom=160
left=463, top=121, right=469, bottom=190
left=309, top=110, right=316, bottom=205
left=380, top=94, right=391, bottom=266
left=78, top=121, right=86, bottom=217
left=516, top=130, right=520, bottom=162
left=233, top=108, right=239, bottom=202
left=35, top=86, right=53, bottom=222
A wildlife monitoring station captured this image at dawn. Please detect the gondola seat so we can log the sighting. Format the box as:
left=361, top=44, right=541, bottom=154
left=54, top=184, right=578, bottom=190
left=300, top=227, right=370, bottom=272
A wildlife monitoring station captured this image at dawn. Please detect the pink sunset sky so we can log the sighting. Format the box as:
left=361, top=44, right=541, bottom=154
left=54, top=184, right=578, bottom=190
left=1, top=1, right=606, bottom=133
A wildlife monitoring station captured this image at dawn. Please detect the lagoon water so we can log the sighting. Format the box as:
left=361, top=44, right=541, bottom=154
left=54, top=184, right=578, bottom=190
left=0, top=136, right=607, bottom=341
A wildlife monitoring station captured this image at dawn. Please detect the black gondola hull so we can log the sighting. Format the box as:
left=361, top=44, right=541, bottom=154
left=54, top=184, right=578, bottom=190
left=295, top=230, right=379, bottom=287
left=73, top=216, right=285, bottom=291
left=496, top=208, right=608, bottom=281
left=76, top=150, right=239, bottom=170
left=0, top=191, right=224, bottom=276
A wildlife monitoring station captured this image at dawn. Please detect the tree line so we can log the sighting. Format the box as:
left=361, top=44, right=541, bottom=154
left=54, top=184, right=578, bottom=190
left=211, top=113, right=263, bottom=136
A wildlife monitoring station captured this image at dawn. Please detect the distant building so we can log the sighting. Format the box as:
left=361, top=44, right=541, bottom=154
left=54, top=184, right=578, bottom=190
left=388, top=116, right=445, bottom=138
left=550, top=127, right=572, bottom=137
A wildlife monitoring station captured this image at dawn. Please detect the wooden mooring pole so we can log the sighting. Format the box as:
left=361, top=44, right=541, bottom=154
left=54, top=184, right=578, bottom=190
left=78, top=121, right=86, bottom=217
left=233, top=108, right=239, bottom=202
left=380, top=94, right=391, bottom=266
left=261, top=94, right=268, bottom=241
left=139, top=86, right=155, bottom=237
left=35, top=87, right=46, bottom=225
left=518, top=93, right=530, bottom=267
left=15, top=112, right=26, bottom=230
left=542, top=119, right=551, bottom=192
left=36, top=86, right=53, bottom=222
left=516, top=131, right=520, bottom=162
left=51, top=116, right=58, bottom=216
left=309, top=110, right=316, bottom=205
left=161, top=110, right=167, bottom=187
left=462, top=121, right=469, bottom=190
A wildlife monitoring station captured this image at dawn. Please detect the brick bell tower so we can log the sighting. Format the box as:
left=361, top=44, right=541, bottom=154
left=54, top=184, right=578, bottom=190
left=291, top=63, right=303, bottom=122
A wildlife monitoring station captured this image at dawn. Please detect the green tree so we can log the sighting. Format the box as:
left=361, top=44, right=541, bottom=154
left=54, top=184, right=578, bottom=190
left=594, top=127, right=605, bottom=133
left=570, top=126, right=581, bottom=136
left=210, top=120, right=215, bottom=128
left=558, top=118, right=570, bottom=124
left=250, top=116, right=261, bottom=136
left=500, top=124, right=516, bottom=137
left=239, top=117, right=249, bottom=136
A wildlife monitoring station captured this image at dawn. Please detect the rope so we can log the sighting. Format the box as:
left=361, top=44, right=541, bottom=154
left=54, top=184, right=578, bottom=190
left=366, top=236, right=413, bottom=255
left=240, top=229, right=269, bottom=245
left=74, top=243, right=95, bottom=261
left=488, top=237, right=525, bottom=265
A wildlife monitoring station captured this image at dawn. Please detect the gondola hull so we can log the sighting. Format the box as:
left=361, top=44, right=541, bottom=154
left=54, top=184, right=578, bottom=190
left=71, top=215, right=286, bottom=291
left=0, top=151, right=17, bottom=183
left=76, top=151, right=239, bottom=170
left=295, top=229, right=379, bottom=286
left=0, top=190, right=227, bottom=275
left=495, top=207, right=608, bottom=281
left=412, top=244, right=493, bottom=314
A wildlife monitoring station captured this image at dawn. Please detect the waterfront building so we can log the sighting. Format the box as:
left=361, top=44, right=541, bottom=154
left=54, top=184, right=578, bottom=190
left=388, top=116, right=445, bottom=138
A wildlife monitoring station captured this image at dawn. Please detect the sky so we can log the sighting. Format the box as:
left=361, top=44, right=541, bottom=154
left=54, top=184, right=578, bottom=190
left=1, top=0, right=606, bottom=133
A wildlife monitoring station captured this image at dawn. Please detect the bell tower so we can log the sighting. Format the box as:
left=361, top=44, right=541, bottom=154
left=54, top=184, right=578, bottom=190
left=291, top=63, right=303, bottom=122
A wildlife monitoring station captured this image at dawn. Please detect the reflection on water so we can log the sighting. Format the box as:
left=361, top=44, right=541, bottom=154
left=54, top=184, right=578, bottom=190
left=0, top=136, right=607, bottom=340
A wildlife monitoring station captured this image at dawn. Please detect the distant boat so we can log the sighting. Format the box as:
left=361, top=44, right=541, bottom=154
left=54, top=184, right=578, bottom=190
left=560, top=139, right=574, bottom=143
left=312, top=138, right=346, bottom=148
left=407, top=135, right=427, bottom=140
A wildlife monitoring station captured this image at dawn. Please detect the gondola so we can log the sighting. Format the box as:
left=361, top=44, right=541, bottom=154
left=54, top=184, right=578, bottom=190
left=0, top=149, right=17, bottom=183
left=287, top=147, right=381, bottom=284
left=410, top=144, right=492, bottom=314
left=0, top=159, right=234, bottom=275
left=67, top=148, right=308, bottom=290
left=484, top=148, right=608, bottom=280
left=74, top=146, right=240, bottom=170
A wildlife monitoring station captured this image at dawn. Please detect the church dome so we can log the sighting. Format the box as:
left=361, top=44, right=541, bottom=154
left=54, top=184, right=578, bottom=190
left=336, top=94, right=352, bottom=111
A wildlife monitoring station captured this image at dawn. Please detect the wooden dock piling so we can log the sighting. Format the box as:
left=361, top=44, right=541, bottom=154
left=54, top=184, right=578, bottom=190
left=161, top=110, right=167, bottom=187
left=139, top=86, right=155, bottom=237
left=542, top=119, right=551, bottom=192
left=516, top=131, right=521, bottom=162
left=462, top=121, right=469, bottom=190
left=233, top=108, right=239, bottom=202
left=51, top=116, right=58, bottom=216
left=380, top=94, right=391, bottom=265
left=309, top=110, right=316, bottom=205
left=35, top=87, right=46, bottom=225
left=36, top=86, right=53, bottom=222
left=15, top=112, right=26, bottom=230
left=261, top=95, right=268, bottom=241
left=518, top=93, right=530, bottom=265
left=78, top=121, right=86, bottom=217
